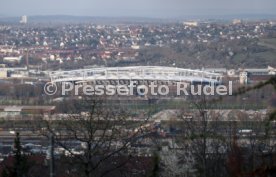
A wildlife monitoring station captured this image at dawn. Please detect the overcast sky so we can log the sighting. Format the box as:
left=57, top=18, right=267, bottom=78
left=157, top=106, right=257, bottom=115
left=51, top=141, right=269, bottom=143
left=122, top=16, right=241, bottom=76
left=1, top=0, right=276, bottom=18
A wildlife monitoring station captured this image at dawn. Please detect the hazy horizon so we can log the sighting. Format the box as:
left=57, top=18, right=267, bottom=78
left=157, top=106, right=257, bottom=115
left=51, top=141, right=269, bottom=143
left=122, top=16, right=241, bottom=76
left=1, top=0, right=276, bottom=19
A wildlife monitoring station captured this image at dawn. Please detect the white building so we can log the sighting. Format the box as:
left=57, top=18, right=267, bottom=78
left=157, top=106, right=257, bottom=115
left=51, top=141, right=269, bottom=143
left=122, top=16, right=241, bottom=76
left=20, top=15, right=28, bottom=24
left=240, top=71, right=248, bottom=85
left=233, top=19, right=242, bottom=25
left=3, top=56, right=22, bottom=63
left=183, top=21, right=198, bottom=27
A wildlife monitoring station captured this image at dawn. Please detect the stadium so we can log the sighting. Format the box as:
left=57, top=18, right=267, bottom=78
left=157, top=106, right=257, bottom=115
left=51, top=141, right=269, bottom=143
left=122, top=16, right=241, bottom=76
left=49, top=66, right=222, bottom=85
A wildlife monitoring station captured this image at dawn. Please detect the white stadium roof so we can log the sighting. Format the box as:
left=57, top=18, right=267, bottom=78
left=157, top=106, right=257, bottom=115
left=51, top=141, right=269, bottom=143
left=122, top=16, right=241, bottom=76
left=49, top=66, right=222, bottom=84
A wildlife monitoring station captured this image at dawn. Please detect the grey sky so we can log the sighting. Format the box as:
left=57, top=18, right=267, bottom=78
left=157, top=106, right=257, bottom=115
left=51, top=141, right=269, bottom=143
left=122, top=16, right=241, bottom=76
left=1, top=0, right=276, bottom=18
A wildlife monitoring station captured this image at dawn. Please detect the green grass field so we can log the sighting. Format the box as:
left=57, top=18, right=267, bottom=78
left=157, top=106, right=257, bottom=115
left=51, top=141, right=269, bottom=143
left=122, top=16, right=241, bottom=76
left=259, top=38, right=276, bottom=49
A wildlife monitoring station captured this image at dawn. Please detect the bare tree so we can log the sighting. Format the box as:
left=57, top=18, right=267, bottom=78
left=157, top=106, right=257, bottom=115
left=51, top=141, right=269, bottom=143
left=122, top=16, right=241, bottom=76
left=178, top=96, right=228, bottom=177
left=37, top=97, right=152, bottom=177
